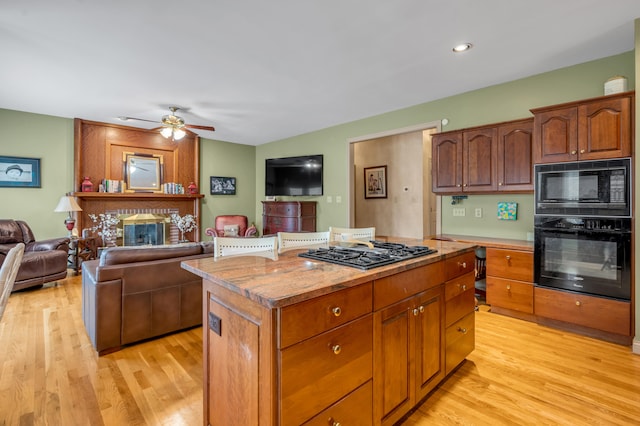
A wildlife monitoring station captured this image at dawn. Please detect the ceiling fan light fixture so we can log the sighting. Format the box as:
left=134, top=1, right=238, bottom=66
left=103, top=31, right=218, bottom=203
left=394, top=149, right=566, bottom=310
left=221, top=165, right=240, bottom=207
left=173, top=129, right=186, bottom=140
left=160, top=127, right=173, bottom=138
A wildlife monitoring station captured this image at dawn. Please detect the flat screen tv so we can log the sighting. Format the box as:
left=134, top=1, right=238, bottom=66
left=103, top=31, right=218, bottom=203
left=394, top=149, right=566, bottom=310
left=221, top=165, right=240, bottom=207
left=265, top=155, right=323, bottom=196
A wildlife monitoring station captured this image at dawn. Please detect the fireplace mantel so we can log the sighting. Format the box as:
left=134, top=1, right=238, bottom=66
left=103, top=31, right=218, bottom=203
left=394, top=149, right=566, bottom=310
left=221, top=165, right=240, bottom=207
left=74, top=193, right=204, bottom=201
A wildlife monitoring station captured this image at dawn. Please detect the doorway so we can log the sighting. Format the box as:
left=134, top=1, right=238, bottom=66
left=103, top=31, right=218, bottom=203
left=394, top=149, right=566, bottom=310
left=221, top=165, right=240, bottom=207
left=348, top=121, right=441, bottom=238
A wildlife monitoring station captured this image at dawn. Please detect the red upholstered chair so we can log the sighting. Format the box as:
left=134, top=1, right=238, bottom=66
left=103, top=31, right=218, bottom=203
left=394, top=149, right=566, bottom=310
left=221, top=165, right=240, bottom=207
left=205, top=215, right=257, bottom=238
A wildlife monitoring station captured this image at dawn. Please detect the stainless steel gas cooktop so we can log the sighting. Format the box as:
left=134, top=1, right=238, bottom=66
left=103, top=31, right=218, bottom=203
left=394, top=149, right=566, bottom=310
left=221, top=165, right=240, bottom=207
left=298, top=240, right=437, bottom=270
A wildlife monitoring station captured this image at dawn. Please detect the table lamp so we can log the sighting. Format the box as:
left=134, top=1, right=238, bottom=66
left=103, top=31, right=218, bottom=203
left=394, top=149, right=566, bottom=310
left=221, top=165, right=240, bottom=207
left=54, top=195, right=83, bottom=236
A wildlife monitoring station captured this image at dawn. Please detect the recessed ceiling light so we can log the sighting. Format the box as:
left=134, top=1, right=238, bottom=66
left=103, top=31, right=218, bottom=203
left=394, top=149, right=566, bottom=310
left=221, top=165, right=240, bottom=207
left=453, top=43, right=473, bottom=53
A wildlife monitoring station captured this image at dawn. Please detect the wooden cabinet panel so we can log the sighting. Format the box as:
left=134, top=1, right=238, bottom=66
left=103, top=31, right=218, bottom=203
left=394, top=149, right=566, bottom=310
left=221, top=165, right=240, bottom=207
left=303, top=381, right=373, bottom=426
left=534, top=287, right=630, bottom=336
left=444, top=251, right=475, bottom=281
left=445, top=281, right=475, bottom=327
left=497, top=119, right=534, bottom=191
left=463, top=126, right=497, bottom=192
left=432, top=132, right=463, bottom=193
left=374, top=262, right=444, bottom=310
left=486, top=248, right=533, bottom=282
left=262, top=201, right=317, bottom=235
left=374, top=285, right=444, bottom=426
left=444, top=272, right=475, bottom=302
left=279, top=282, right=373, bottom=348
left=486, top=277, right=533, bottom=314
left=577, top=95, right=632, bottom=160
left=532, top=92, right=633, bottom=164
left=445, top=312, right=475, bottom=375
left=281, top=315, right=373, bottom=425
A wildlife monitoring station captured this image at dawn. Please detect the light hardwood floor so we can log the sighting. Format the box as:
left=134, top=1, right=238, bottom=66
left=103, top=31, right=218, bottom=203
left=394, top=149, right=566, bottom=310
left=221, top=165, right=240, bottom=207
left=0, top=274, right=638, bottom=425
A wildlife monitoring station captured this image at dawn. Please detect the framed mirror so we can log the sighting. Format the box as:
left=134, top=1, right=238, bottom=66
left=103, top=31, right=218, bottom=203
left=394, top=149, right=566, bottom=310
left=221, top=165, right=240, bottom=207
left=123, top=152, right=163, bottom=192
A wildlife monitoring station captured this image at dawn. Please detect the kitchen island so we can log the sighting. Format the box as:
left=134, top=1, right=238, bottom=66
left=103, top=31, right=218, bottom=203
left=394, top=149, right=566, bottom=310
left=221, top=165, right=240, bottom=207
left=182, top=238, right=476, bottom=425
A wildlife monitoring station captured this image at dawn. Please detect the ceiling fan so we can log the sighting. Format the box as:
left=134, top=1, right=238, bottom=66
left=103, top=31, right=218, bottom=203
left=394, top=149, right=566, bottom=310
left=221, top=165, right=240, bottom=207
left=119, top=106, right=215, bottom=140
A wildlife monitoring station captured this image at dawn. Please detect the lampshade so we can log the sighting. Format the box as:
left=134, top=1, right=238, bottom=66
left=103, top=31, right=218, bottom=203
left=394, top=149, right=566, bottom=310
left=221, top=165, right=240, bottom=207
left=54, top=196, right=82, bottom=213
left=160, top=126, right=186, bottom=141
left=160, top=127, right=173, bottom=138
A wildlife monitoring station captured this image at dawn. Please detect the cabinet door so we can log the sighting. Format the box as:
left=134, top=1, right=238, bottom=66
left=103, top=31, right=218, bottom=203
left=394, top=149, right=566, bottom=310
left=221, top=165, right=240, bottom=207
left=497, top=119, right=534, bottom=191
left=533, top=106, right=578, bottom=164
left=432, top=132, right=462, bottom=193
left=463, top=127, right=497, bottom=192
left=413, top=287, right=445, bottom=402
left=577, top=95, right=632, bottom=160
left=374, top=297, right=414, bottom=425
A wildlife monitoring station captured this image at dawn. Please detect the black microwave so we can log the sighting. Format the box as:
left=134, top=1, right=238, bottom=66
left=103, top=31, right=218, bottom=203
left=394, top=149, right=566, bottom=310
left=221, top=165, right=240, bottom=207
left=534, top=158, right=631, bottom=217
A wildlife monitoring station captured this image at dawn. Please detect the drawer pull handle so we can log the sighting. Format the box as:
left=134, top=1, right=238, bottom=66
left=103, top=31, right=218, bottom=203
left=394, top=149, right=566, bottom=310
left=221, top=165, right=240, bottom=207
left=413, top=308, right=419, bottom=316
left=461, top=284, right=467, bottom=291
left=419, top=305, right=425, bottom=313
left=457, top=327, right=468, bottom=334
left=459, top=261, right=467, bottom=269
left=331, top=306, right=342, bottom=317
left=331, top=344, right=342, bottom=355
left=575, top=301, right=581, bottom=307
left=506, top=284, right=511, bottom=291
left=580, top=149, right=585, bottom=154
left=329, top=419, right=342, bottom=426
left=571, top=150, right=577, bottom=155
left=505, top=255, right=511, bottom=261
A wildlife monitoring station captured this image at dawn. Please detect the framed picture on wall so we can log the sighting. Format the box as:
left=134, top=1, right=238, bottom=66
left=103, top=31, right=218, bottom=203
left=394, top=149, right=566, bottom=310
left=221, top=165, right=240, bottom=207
left=364, top=165, right=387, bottom=199
left=210, top=176, right=236, bottom=195
left=123, top=152, right=164, bottom=192
left=0, top=156, right=41, bottom=188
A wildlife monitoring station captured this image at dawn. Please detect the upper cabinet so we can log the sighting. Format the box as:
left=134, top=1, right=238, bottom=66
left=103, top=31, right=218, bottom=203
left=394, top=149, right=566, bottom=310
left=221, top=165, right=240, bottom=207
left=432, top=118, right=533, bottom=194
left=531, top=92, right=634, bottom=164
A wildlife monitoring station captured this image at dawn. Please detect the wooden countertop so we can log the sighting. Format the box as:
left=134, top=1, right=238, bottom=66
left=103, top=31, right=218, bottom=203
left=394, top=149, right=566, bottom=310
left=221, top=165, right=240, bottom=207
left=436, top=234, right=534, bottom=252
left=181, top=239, right=476, bottom=308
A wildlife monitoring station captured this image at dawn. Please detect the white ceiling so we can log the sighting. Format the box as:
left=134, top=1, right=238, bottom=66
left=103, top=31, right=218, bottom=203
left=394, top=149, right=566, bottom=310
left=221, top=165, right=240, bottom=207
left=2, top=1, right=640, bottom=146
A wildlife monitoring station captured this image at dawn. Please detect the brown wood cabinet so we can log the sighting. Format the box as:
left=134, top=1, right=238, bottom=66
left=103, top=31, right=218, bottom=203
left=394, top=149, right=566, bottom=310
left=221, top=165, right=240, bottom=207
left=443, top=252, right=476, bottom=375
left=196, top=247, right=477, bottom=425
left=531, top=91, right=633, bottom=164
left=486, top=248, right=534, bottom=317
left=262, top=201, right=316, bottom=235
left=534, top=286, right=631, bottom=342
left=432, top=118, right=533, bottom=194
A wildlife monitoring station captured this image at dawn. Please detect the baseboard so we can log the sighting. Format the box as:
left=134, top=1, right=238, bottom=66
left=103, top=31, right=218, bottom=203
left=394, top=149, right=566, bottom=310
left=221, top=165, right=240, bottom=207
left=633, top=339, right=640, bottom=355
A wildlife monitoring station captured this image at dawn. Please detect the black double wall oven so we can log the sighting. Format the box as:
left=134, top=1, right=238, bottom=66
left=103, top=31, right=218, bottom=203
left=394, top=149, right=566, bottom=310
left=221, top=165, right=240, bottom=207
left=534, top=158, right=632, bottom=301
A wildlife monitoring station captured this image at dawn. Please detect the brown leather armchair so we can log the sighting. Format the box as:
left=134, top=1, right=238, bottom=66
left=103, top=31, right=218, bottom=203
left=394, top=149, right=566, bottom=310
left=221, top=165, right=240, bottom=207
left=205, top=215, right=257, bottom=238
left=0, top=220, right=70, bottom=291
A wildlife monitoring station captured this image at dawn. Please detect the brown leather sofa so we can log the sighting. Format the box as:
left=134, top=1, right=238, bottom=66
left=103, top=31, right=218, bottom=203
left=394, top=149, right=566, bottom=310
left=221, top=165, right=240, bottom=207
left=81, top=242, right=213, bottom=355
left=0, top=219, right=70, bottom=292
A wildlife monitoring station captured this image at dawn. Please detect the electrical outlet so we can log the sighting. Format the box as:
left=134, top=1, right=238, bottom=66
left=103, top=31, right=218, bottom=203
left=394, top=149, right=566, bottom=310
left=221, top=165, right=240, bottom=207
left=475, top=208, right=482, bottom=218
left=327, top=196, right=332, bottom=203
left=453, top=207, right=466, bottom=217
left=336, top=196, right=342, bottom=204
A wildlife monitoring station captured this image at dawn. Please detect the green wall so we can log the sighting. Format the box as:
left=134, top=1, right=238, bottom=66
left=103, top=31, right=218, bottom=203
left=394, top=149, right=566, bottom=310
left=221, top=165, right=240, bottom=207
left=0, top=109, right=74, bottom=239
left=256, top=51, right=635, bottom=240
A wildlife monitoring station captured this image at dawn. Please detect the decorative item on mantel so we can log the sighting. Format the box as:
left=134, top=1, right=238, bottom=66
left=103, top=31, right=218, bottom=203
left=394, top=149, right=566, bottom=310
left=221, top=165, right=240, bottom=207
left=187, top=182, right=198, bottom=194
left=81, top=177, right=94, bottom=192
left=170, top=213, right=198, bottom=243
left=88, top=213, right=120, bottom=247
left=604, top=75, right=627, bottom=95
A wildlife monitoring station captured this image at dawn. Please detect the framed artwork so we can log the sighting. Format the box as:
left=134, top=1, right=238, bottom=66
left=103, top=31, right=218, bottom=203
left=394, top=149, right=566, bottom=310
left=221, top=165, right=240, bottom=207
left=364, top=165, right=387, bottom=199
left=497, top=202, right=518, bottom=220
left=123, top=152, right=163, bottom=192
left=0, top=156, right=41, bottom=188
left=210, top=176, right=236, bottom=195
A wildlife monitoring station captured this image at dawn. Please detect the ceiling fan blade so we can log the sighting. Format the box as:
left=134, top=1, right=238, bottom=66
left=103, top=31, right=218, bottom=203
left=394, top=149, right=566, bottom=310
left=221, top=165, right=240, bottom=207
left=119, top=116, right=161, bottom=124
left=185, top=124, right=215, bottom=131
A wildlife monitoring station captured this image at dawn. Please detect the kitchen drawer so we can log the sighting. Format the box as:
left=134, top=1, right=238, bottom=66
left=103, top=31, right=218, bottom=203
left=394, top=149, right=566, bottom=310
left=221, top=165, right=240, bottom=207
left=445, top=311, right=475, bottom=375
left=486, top=277, right=533, bottom=314
left=534, top=287, right=630, bottom=336
left=445, top=287, right=475, bottom=328
left=280, top=283, right=373, bottom=348
left=373, top=262, right=444, bottom=310
left=486, top=248, right=533, bottom=282
left=444, top=272, right=475, bottom=302
left=264, top=216, right=300, bottom=231
left=280, top=315, right=373, bottom=426
left=302, top=380, right=372, bottom=426
left=444, top=251, right=475, bottom=281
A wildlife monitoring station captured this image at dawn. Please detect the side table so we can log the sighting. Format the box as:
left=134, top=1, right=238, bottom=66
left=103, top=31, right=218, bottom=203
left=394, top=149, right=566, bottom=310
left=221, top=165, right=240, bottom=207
left=68, top=237, right=100, bottom=273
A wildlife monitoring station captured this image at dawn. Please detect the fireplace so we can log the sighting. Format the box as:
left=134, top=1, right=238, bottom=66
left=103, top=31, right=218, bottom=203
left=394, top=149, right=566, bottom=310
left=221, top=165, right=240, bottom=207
left=105, top=208, right=182, bottom=246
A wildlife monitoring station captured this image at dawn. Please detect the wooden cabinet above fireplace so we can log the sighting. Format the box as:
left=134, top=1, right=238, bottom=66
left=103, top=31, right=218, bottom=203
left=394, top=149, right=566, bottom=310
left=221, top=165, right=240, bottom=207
left=73, top=119, right=202, bottom=241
